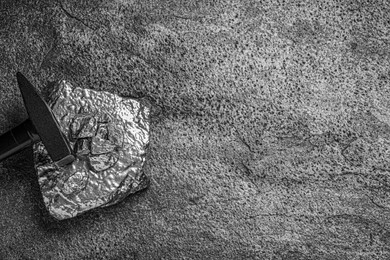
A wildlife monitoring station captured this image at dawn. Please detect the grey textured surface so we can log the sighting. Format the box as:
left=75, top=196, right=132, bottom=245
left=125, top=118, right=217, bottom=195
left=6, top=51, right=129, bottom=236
left=1, top=0, right=390, bottom=259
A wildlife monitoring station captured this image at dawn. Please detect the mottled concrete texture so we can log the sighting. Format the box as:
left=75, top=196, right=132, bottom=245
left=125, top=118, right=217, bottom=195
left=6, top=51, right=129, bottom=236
left=1, top=0, right=390, bottom=259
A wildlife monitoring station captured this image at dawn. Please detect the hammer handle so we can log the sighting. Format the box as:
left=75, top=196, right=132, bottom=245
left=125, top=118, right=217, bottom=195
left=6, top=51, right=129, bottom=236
left=0, top=119, right=40, bottom=163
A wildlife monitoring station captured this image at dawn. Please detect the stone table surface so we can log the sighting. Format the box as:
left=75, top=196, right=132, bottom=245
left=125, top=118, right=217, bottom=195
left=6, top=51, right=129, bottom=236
left=1, top=0, right=390, bottom=259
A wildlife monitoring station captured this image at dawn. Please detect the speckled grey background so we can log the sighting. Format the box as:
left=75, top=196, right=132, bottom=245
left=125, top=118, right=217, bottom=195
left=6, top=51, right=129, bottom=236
left=1, top=0, right=390, bottom=259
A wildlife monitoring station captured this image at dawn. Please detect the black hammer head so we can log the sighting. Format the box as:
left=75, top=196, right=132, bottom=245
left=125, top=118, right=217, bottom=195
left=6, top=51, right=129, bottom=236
left=16, top=72, right=75, bottom=167
left=0, top=73, right=74, bottom=167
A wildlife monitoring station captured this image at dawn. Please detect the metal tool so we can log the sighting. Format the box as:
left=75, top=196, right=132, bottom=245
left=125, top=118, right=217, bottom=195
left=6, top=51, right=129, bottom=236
left=0, top=72, right=75, bottom=167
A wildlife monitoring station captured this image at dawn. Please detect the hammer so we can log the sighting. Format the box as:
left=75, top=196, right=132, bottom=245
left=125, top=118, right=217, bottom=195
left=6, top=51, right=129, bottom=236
left=0, top=72, right=75, bottom=167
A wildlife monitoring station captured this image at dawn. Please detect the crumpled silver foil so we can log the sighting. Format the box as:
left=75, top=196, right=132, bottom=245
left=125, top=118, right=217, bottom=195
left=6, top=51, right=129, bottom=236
left=33, top=81, right=150, bottom=220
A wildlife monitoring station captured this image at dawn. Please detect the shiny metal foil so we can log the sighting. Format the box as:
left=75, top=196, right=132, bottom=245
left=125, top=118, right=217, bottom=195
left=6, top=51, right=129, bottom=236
left=33, top=81, right=150, bottom=220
